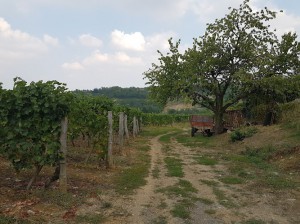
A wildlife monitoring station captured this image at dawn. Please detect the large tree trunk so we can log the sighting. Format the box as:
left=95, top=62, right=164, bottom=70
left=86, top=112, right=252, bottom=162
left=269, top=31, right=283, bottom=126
left=214, top=110, right=224, bottom=134
left=214, top=95, right=225, bottom=134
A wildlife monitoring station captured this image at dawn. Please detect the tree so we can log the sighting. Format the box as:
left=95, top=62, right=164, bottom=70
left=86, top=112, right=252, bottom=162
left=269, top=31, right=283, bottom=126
left=144, top=0, right=300, bottom=133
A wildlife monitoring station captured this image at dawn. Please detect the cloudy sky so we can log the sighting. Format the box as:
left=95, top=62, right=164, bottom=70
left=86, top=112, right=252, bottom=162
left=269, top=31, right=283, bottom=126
left=1, top=0, right=300, bottom=90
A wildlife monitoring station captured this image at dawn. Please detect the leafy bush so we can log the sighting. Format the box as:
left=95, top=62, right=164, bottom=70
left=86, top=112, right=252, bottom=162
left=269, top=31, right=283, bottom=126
left=230, top=127, right=258, bottom=142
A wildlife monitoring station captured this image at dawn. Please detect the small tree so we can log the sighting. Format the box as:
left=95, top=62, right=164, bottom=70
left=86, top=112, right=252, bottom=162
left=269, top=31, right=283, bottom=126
left=144, top=0, right=300, bottom=134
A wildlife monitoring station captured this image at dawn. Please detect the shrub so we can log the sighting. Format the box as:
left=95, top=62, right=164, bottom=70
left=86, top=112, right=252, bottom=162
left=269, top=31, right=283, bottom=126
left=230, top=127, right=258, bottom=142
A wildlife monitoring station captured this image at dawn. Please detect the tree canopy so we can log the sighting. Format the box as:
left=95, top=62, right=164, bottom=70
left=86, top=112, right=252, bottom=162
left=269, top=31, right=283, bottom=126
left=144, top=0, right=300, bottom=133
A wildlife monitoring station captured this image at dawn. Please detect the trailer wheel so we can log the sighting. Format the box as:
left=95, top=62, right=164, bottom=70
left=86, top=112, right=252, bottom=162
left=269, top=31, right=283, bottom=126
left=191, top=127, right=196, bottom=137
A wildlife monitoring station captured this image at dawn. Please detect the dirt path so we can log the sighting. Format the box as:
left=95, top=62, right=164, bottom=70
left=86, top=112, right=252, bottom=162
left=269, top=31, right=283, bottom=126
left=123, top=132, right=299, bottom=224
left=128, top=135, right=180, bottom=224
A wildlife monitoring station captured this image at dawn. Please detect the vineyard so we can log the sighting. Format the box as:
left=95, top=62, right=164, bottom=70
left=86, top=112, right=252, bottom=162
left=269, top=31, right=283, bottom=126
left=0, top=78, right=188, bottom=191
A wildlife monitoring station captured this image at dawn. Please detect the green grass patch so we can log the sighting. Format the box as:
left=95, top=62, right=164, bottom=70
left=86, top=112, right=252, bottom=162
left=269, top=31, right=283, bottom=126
left=157, top=179, right=197, bottom=198
left=152, top=165, right=160, bottom=179
left=164, top=157, right=184, bottom=177
left=175, top=133, right=214, bottom=148
left=193, top=155, right=218, bottom=166
left=212, top=187, right=236, bottom=208
left=159, top=131, right=182, bottom=144
left=220, top=176, right=244, bottom=185
left=115, top=142, right=150, bottom=194
left=0, top=216, right=30, bottom=224
left=171, top=202, right=191, bottom=219
left=76, top=214, right=106, bottom=224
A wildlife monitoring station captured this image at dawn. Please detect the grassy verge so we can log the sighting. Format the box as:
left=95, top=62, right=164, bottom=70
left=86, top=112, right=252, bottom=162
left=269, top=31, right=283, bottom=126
left=115, top=139, right=151, bottom=195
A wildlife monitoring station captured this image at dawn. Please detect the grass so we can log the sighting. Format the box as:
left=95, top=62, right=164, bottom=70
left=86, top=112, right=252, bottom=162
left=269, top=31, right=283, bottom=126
left=223, top=145, right=299, bottom=190
left=152, top=165, right=160, bottom=178
left=115, top=140, right=151, bottom=194
left=175, top=133, right=214, bottom=148
left=197, top=197, right=214, bottom=205
left=212, top=187, right=236, bottom=208
left=151, top=216, right=168, bottom=224
left=75, top=214, right=106, bottom=223
left=241, top=219, right=266, bottom=224
left=33, top=190, right=83, bottom=209
left=193, top=155, right=218, bottom=166
left=158, top=179, right=198, bottom=220
left=0, top=216, right=31, bottom=224
left=220, top=176, right=244, bottom=185
left=164, top=157, right=184, bottom=177
left=200, top=179, right=219, bottom=186
left=159, top=131, right=182, bottom=144
left=171, top=201, right=192, bottom=219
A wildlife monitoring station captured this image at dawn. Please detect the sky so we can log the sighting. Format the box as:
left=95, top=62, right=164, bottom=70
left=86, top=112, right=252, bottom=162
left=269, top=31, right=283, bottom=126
left=0, top=0, right=300, bottom=90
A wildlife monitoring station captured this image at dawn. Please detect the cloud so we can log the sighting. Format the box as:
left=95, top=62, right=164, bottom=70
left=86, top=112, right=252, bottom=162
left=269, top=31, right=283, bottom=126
left=111, top=30, right=146, bottom=51
left=62, top=62, right=84, bottom=70
left=82, top=50, right=109, bottom=65
left=113, top=52, right=142, bottom=65
left=0, top=17, right=48, bottom=59
left=43, top=34, right=59, bottom=46
left=79, top=34, right=103, bottom=48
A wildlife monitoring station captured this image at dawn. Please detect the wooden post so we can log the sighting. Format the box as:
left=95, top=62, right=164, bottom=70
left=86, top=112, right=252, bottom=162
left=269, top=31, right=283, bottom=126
left=107, top=111, right=113, bottom=168
left=118, top=112, right=124, bottom=148
left=133, top=116, right=137, bottom=138
left=124, top=114, right=129, bottom=139
left=59, top=117, right=68, bottom=192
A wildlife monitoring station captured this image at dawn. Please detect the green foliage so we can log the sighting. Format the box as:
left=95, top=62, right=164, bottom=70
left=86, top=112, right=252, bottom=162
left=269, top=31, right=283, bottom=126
left=68, top=93, right=114, bottom=158
left=230, top=127, right=258, bottom=142
left=75, top=86, right=163, bottom=113
left=142, top=113, right=189, bottom=126
left=144, top=0, right=300, bottom=133
left=0, top=77, right=70, bottom=172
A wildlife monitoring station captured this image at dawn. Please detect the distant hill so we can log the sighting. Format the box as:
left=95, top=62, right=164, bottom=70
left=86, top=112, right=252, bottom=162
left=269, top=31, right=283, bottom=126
left=75, top=87, right=163, bottom=113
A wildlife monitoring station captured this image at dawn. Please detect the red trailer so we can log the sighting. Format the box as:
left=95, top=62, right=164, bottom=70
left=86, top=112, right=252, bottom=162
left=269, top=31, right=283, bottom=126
left=190, top=110, right=244, bottom=137
left=189, top=115, right=214, bottom=137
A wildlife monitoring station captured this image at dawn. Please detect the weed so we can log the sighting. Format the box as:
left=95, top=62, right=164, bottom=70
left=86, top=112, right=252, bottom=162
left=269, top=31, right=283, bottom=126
left=164, top=157, right=184, bottom=177
left=157, top=179, right=197, bottom=198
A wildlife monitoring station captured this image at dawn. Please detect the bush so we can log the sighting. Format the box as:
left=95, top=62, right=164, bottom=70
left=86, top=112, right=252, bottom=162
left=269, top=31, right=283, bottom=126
left=230, top=127, right=258, bottom=142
